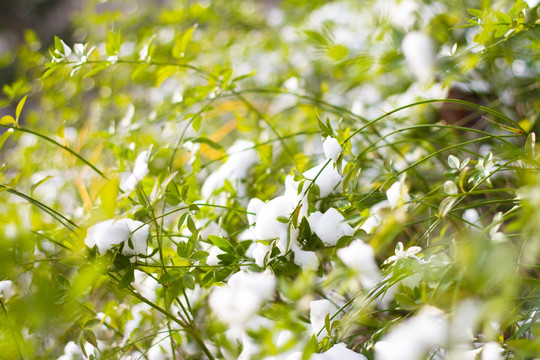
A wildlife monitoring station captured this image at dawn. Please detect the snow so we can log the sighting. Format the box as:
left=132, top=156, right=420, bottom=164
left=323, top=137, right=342, bottom=162
left=254, top=196, right=295, bottom=251
left=247, top=198, right=266, bottom=226
left=85, top=218, right=149, bottom=256
left=303, top=163, right=342, bottom=198
left=0, top=280, right=14, bottom=300
left=375, top=306, right=448, bottom=360
left=308, top=208, right=354, bottom=247
left=206, top=246, right=225, bottom=266
left=337, top=240, right=381, bottom=288
left=401, top=32, right=436, bottom=83
left=310, top=299, right=339, bottom=340
left=120, top=150, right=150, bottom=192
left=209, top=271, right=276, bottom=330
left=386, top=181, right=410, bottom=209
left=313, top=343, right=368, bottom=360
left=481, top=342, right=504, bottom=360
left=201, top=140, right=259, bottom=199
left=251, top=242, right=271, bottom=268
left=291, top=245, right=319, bottom=271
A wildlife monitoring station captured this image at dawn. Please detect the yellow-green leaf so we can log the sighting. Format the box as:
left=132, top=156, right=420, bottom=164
left=15, top=95, right=27, bottom=121
left=0, top=115, right=15, bottom=125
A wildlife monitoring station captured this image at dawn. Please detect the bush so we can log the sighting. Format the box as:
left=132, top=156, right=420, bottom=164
left=1, top=0, right=540, bottom=359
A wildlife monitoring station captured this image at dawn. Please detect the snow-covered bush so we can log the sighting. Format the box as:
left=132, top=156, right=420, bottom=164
left=0, top=0, right=539, bottom=358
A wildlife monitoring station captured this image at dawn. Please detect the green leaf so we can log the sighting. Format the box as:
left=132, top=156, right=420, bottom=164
left=276, top=216, right=289, bottom=224
left=158, top=270, right=183, bottom=284
left=0, top=115, right=16, bottom=125
left=31, top=175, right=55, bottom=195
left=232, top=71, right=256, bottom=83
left=448, top=155, right=460, bottom=169
left=165, top=279, right=184, bottom=309
left=443, top=180, right=458, bottom=195
left=84, top=319, right=101, bottom=328
left=187, top=215, right=197, bottom=233
left=155, top=65, right=177, bottom=87
left=83, top=329, right=98, bottom=347
left=191, top=114, right=202, bottom=132
left=438, top=196, right=457, bottom=218
left=208, top=235, right=234, bottom=253
left=135, top=187, right=149, bottom=209
left=118, top=268, right=135, bottom=290
left=177, top=241, right=189, bottom=258
left=188, top=204, right=200, bottom=214
left=15, top=95, right=27, bottom=121
left=182, top=272, right=195, bottom=290
left=188, top=137, right=225, bottom=151
left=395, top=292, right=417, bottom=311
left=180, top=184, right=190, bottom=201
left=83, top=63, right=110, bottom=78
left=105, top=30, right=122, bottom=56
left=166, top=181, right=181, bottom=206
left=495, top=11, right=512, bottom=24
left=177, top=212, right=189, bottom=231
left=467, top=8, right=484, bottom=18
left=302, top=335, right=319, bottom=360
left=172, top=25, right=197, bottom=58
left=0, top=128, right=12, bottom=151
left=494, top=24, right=509, bottom=38
left=54, top=36, right=63, bottom=53
left=526, top=132, right=536, bottom=159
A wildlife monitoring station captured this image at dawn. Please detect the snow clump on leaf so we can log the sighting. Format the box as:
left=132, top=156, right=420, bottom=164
left=201, top=140, right=259, bottom=200
left=120, top=150, right=150, bottom=192
left=0, top=280, right=15, bottom=300
left=323, top=137, right=342, bottom=162
left=85, top=218, right=149, bottom=256
left=308, top=208, right=354, bottom=247
left=337, top=240, right=381, bottom=288
left=209, top=271, right=276, bottom=331
left=401, top=31, right=436, bottom=83
left=374, top=306, right=448, bottom=360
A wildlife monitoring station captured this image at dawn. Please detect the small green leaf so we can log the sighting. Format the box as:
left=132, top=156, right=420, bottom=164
left=83, top=63, right=110, bottom=78
left=84, top=319, right=101, bottom=328
left=180, top=184, right=190, bottom=201
left=188, top=137, right=224, bottom=151
left=15, top=95, right=27, bottom=121
left=118, top=268, right=135, bottom=290
left=182, top=272, right=195, bottom=290
left=276, top=216, right=289, bottom=224
left=188, top=204, right=200, bottom=214
left=83, top=329, right=98, bottom=347
left=0, top=115, right=16, bottom=125
left=448, top=155, right=460, bottom=169
left=438, top=196, right=457, bottom=217
left=31, top=175, right=54, bottom=195
left=443, top=180, right=458, bottom=195
left=172, top=25, right=197, bottom=58
left=177, top=212, right=189, bottom=231
left=208, top=235, right=234, bottom=253
left=0, top=129, right=12, bottom=151
left=187, top=216, right=197, bottom=233
left=526, top=132, right=536, bottom=159
left=495, top=11, right=512, bottom=24
left=105, top=30, right=122, bottom=56
left=302, top=335, right=319, bottom=360
left=158, top=270, right=183, bottom=284
left=467, top=8, right=484, bottom=18
left=395, top=292, right=418, bottom=311
left=165, top=279, right=184, bottom=309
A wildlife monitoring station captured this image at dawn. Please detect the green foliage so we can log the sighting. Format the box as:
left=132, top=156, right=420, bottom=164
left=1, top=0, right=540, bottom=359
